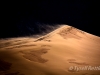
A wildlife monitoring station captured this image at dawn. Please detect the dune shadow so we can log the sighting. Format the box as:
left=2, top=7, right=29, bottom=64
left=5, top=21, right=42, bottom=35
left=69, top=61, right=89, bottom=65
left=20, top=48, right=50, bottom=63
left=5, top=72, right=24, bottom=75
left=67, top=59, right=89, bottom=65
left=0, top=59, right=12, bottom=71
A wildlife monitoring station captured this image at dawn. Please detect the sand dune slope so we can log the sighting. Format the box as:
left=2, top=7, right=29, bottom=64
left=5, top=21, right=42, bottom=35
left=0, top=25, right=100, bottom=75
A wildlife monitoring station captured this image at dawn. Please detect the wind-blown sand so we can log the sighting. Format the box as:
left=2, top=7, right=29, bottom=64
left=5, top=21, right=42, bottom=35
left=0, top=25, right=100, bottom=75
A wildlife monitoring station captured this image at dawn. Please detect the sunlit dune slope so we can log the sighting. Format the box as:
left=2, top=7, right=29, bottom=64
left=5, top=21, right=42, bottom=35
left=0, top=25, right=100, bottom=75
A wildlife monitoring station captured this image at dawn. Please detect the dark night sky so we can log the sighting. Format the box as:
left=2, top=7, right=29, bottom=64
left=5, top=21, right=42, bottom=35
left=0, top=1, right=100, bottom=38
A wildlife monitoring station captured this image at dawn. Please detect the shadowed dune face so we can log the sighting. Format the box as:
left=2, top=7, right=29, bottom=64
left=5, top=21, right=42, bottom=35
left=0, top=25, right=100, bottom=75
left=0, top=59, right=12, bottom=71
left=0, top=60, right=25, bottom=75
left=20, top=48, right=50, bottom=63
left=67, top=59, right=89, bottom=65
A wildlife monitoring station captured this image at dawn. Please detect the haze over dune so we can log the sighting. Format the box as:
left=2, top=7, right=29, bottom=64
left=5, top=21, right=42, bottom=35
left=0, top=25, right=100, bottom=75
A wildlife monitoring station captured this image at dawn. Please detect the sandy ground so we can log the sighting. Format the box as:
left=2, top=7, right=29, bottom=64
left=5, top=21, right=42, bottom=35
left=0, top=25, right=100, bottom=75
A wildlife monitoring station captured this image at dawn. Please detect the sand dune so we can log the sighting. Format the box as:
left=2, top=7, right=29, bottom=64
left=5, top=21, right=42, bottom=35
left=0, top=25, right=100, bottom=75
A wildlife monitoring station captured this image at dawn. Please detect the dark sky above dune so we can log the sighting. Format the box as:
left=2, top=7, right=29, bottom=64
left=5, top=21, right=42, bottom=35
left=0, top=1, right=100, bottom=38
